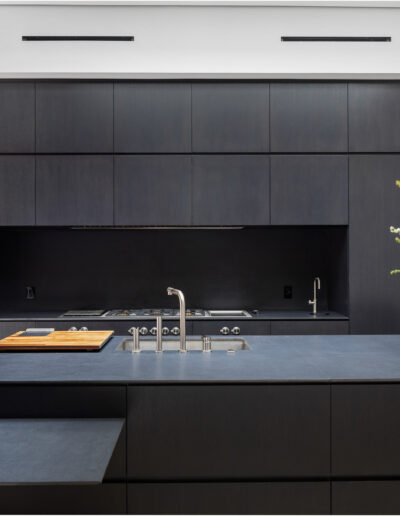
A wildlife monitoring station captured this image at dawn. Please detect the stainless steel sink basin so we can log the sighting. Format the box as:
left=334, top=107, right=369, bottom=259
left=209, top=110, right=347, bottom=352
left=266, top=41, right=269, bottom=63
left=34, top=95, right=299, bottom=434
left=116, top=336, right=250, bottom=352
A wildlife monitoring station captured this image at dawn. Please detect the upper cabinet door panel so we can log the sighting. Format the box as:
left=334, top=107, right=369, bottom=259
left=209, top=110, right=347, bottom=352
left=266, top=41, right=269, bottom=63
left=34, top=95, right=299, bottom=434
left=271, top=155, right=348, bottom=225
left=36, top=82, right=113, bottom=153
left=36, top=155, right=113, bottom=226
left=0, top=82, right=35, bottom=153
left=192, top=155, right=270, bottom=226
left=114, top=155, right=191, bottom=226
left=349, top=83, right=400, bottom=152
left=114, top=83, right=191, bottom=152
left=0, top=156, right=35, bottom=226
left=270, top=83, right=348, bottom=152
left=192, top=83, right=269, bottom=152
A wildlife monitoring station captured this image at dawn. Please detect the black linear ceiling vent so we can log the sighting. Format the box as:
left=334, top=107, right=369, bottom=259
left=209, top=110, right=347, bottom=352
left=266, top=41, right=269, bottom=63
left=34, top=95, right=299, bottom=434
left=281, top=36, right=391, bottom=42
left=22, top=36, right=134, bottom=41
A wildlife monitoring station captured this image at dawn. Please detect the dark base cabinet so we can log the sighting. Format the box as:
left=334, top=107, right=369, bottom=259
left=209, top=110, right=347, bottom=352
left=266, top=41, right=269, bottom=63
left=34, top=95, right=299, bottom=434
left=332, top=481, right=400, bottom=515
left=128, top=481, right=330, bottom=515
left=0, top=484, right=126, bottom=515
left=271, top=320, right=349, bottom=335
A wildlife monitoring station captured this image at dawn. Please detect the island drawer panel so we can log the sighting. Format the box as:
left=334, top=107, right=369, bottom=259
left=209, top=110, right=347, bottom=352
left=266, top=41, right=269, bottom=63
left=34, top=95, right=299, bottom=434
left=332, top=385, right=400, bottom=477
left=192, top=320, right=270, bottom=335
left=332, top=481, right=400, bottom=515
left=0, top=484, right=126, bottom=514
left=0, top=386, right=126, bottom=481
left=127, top=481, right=330, bottom=515
left=271, top=321, right=349, bottom=335
left=127, top=385, right=330, bottom=480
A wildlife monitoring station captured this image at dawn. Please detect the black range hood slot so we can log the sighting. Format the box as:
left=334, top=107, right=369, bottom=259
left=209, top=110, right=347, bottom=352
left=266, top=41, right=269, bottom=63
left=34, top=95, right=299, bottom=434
left=22, top=36, right=134, bottom=41
left=281, top=36, right=391, bottom=42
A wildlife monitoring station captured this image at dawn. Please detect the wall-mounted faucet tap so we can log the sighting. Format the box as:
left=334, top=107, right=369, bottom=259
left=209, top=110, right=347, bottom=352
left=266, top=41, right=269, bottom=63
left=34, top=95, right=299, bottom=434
left=308, top=277, right=321, bottom=315
left=167, top=287, right=186, bottom=352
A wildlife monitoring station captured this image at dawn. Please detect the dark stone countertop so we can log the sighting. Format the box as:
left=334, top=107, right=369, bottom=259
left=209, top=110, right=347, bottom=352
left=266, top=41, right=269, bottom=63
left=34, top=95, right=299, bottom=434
left=0, top=334, right=399, bottom=384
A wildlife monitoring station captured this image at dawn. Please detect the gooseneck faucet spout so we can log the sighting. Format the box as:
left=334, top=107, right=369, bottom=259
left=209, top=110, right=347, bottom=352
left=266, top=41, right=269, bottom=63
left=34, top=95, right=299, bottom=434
left=308, top=277, right=321, bottom=315
left=167, top=287, right=186, bottom=353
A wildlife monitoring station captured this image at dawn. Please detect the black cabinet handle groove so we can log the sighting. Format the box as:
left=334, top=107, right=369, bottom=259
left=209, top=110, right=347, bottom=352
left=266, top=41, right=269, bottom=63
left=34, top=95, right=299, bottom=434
left=281, top=36, right=391, bottom=42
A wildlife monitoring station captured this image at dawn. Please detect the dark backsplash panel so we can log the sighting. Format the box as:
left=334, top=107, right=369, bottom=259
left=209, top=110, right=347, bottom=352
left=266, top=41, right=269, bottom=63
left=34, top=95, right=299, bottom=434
left=0, top=227, right=348, bottom=313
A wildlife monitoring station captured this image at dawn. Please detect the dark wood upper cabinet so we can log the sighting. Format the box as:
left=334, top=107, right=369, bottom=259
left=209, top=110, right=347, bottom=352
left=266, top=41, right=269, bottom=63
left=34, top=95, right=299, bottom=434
left=128, top=385, right=330, bottom=480
left=332, top=385, right=400, bottom=477
left=349, top=155, right=400, bottom=334
left=349, top=83, right=400, bottom=152
left=0, top=156, right=35, bottom=226
left=192, top=155, right=270, bottom=225
left=36, top=82, right=113, bottom=153
left=271, top=155, right=348, bottom=225
left=114, top=155, right=191, bottom=226
left=0, top=82, right=35, bottom=153
left=192, top=83, right=269, bottom=152
left=270, top=83, right=348, bottom=152
left=114, top=83, right=191, bottom=152
left=36, top=155, right=113, bottom=226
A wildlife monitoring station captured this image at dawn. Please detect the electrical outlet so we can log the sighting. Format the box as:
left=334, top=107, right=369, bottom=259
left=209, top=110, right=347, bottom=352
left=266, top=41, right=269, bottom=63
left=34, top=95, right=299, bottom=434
left=26, top=286, right=36, bottom=300
left=284, top=285, right=293, bottom=299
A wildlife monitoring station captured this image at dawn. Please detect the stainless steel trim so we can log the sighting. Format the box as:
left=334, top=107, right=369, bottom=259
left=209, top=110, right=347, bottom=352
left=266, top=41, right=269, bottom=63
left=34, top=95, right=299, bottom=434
left=156, top=316, right=163, bottom=353
left=208, top=310, right=252, bottom=318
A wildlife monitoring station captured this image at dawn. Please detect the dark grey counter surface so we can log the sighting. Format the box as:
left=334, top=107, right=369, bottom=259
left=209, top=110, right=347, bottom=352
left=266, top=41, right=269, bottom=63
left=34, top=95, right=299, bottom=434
left=0, top=310, right=348, bottom=321
left=0, top=335, right=399, bottom=384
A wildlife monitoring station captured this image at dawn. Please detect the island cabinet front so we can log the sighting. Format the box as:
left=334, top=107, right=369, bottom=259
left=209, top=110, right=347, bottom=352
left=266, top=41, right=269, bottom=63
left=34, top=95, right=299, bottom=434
left=127, top=385, right=330, bottom=514
left=332, top=384, right=400, bottom=514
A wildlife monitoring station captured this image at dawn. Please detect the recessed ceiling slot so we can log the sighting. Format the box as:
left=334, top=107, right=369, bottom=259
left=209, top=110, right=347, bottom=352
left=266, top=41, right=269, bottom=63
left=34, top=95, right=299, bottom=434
left=281, top=36, right=391, bottom=42
left=22, top=36, right=134, bottom=41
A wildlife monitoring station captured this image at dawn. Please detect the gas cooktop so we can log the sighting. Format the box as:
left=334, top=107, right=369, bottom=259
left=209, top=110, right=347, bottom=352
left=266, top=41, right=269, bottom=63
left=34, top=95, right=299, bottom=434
left=61, top=309, right=252, bottom=318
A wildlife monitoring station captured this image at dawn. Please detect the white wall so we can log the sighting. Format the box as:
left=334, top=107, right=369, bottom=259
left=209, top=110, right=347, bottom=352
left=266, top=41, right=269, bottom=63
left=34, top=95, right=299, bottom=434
left=0, top=3, right=400, bottom=77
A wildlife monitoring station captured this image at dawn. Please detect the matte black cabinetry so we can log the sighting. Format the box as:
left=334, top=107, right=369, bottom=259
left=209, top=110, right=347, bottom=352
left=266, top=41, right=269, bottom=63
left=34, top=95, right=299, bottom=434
left=36, top=82, right=113, bottom=153
left=349, top=82, right=400, bottom=152
left=271, top=155, right=348, bottom=225
left=114, top=83, right=191, bottom=152
left=36, top=156, right=114, bottom=226
left=271, top=320, right=349, bottom=335
left=332, top=384, right=400, bottom=477
left=349, top=155, right=400, bottom=333
left=127, top=385, right=330, bottom=480
left=128, top=481, right=330, bottom=515
left=270, top=83, right=348, bottom=152
left=192, top=83, right=269, bottom=152
left=333, top=481, right=400, bottom=515
left=114, top=156, right=191, bottom=225
left=0, top=484, right=126, bottom=515
left=0, top=321, right=33, bottom=339
left=192, top=155, right=270, bottom=225
left=0, top=82, right=35, bottom=153
left=0, top=156, right=35, bottom=226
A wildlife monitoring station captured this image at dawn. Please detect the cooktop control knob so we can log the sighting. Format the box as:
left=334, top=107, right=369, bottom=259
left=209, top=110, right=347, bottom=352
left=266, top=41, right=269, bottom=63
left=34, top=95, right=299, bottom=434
left=231, top=326, right=241, bottom=335
left=171, top=327, right=180, bottom=336
left=79, top=327, right=88, bottom=332
left=220, top=326, right=230, bottom=335
left=162, top=327, right=169, bottom=335
left=139, top=327, right=148, bottom=336
left=150, top=327, right=157, bottom=336
left=68, top=327, right=78, bottom=332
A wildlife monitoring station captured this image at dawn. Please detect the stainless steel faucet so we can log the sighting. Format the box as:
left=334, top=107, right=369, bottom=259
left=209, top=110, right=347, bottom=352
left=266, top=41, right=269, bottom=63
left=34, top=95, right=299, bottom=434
left=308, top=277, right=321, bottom=315
left=156, top=315, right=163, bottom=353
left=167, top=287, right=186, bottom=352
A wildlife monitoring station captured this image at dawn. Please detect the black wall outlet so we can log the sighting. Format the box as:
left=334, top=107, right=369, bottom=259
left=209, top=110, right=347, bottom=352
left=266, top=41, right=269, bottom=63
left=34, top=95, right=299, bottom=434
left=284, top=285, right=293, bottom=299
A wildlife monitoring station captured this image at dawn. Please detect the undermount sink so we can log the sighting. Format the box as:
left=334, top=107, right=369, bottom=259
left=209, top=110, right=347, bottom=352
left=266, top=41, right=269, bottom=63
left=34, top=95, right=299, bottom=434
left=117, top=336, right=250, bottom=352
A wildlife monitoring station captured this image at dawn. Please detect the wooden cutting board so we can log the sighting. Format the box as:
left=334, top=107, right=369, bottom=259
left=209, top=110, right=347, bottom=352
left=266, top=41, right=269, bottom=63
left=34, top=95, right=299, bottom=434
left=0, top=330, right=114, bottom=351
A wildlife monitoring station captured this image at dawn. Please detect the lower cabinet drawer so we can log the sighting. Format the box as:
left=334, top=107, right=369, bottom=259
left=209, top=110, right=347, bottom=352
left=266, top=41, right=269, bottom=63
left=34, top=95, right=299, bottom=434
left=271, top=321, right=349, bottom=335
left=192, top=320, right=270, bottom=335
left=0, top=484, right=126, bottom=514
left=332, top=481, right=400, bottom=515
left=127, top=481, right=330, bottom=515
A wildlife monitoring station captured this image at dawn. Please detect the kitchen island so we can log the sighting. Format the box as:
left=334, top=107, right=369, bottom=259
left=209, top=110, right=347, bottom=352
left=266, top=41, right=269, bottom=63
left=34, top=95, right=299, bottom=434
left=1, top=334, right=400, bottom=515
